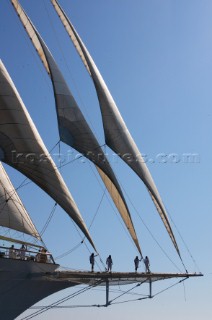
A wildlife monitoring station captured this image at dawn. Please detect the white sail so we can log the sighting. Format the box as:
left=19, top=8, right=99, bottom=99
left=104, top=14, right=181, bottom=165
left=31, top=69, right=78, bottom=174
left=51, top=0, right=180, bottom=256
left=11, top=0, right=142, bottom=255
left=0, top=162, right=40, bottom=238
left=0, top=60, right=95, bottom=250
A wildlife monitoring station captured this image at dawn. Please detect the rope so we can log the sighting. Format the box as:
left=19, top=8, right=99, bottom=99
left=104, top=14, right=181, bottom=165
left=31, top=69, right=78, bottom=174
left=53, top=190, right=102, bottom=261
left=0, top=178, right=40, bottom=238
left=110, top=296, right=149, bottom=305
left=108, top=280, right=147, bottom=305
left=20, top=280, right=103, bottom=320
left=18, top=275, right=191, bottom=317
left=86, top=189, right=107, bottom=270
left=153, top=277, right=188, bottom=297
left=88, top=189, right=106, bottom=231
left=77, top=188, right=107, bottom=271
left=120, top=184, right=182, bottom=272
left=183, top=280, right=187, bottom=302
left=55, top=242, right=83, bottom=260
left=40, top=203, right=57, bottom=237
left=50, top=142, right=106, bottom=171
left=165, top=205, right=201, bottom=273
left=87, top=160, right=137, bottom=251
left=0, top=140, right=60, bottom=200
left=26, top=277, right=188, bottom=312
left=29, top=304, right=106, bottom=309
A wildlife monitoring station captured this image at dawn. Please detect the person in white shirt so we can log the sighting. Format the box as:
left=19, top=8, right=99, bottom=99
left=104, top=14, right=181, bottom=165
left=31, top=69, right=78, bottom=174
left=144, top=256, right=150, bottom=273
left=9, top=245, right=16, bottom=259
left=19, top=244, right=26, bottom=260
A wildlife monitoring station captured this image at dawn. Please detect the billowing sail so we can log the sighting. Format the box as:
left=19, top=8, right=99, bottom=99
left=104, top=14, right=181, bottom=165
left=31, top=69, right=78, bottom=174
left=11, top=0, right=142, bottom=255
left=0, top=60, right=95, bottom=250
left=0, top=162, right=40, bottom=239
left=51, top=0, right=180, bottom=256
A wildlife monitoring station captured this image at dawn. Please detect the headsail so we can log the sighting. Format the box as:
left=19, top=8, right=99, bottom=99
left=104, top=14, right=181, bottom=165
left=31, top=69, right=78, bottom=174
left=51, top=0, right=180, bottom=256
left=11, top=0, right=142, bottom=255
left=0, top=162, right=40, bottom=239
left=0, top=60, right=95, bottom=250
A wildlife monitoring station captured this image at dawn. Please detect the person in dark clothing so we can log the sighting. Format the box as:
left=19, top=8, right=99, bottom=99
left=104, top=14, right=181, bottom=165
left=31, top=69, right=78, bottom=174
left=89, top=253, right=97, bottom=272
left=134, top=256, right=142, bottom=272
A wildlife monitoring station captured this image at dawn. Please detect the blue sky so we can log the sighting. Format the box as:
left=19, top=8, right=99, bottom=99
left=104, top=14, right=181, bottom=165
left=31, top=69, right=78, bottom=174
left=0, top=0, right=211, bottom=319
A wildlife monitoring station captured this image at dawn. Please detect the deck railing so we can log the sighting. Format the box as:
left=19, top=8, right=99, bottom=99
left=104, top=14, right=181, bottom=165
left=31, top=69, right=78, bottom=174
left=0, top=245, right=54, bottom=264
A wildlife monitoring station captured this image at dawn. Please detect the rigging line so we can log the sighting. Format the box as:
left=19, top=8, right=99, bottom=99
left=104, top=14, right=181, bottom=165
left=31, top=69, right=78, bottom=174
left=153, top=277, right=188, bottom=298
left=80, top=187, right=107, bottom=270
left=0, top=185, right=39, bottom=235
left=29, top=304, right=106, bottom=309
left=179, top=256, right=188, bottom=274
left=52, top=145, right=129, bottom=268
left=58, top=140, right=62, bottom=171
left=0, top=138, right=60, bottom=200
left=87, top=159, right=139, bottom=262
left=108, top=280, right=147, bottom=305
left=107, top=287, right=148, bottom=297
left=29, top=293, right=149, bottom=309
left=0, top=143, right=63, bottom=241
left=0, top=229, right=41, bottom=246
left=1, top=228, right=12, bottom=237
left=51, top=142, right=107, bottom=171
left=120, top=183, right=182, bottom=272
left=87, top=160, right=137, bottom=252
left=85, top=240, right=104, bottom=272
left=20, top=279, right=103, bottom=320
left=42, top=0, right=101, bottom=141
left=49, top=140, right=60, bottom=154
left=0, top=141, right=67, bottom=238
left=0, top=183, right=38, bottom=234
left=40, top=202, right=57, bottom=236
left=88, top=188, right=106, bottom=231
left=57, top=284, right=148, bottom=297
left=165, top=205, right=201, bottom=273
left=55, top=242, right=82, bottom=260
left=20, top=286, right=92, bottom=320
left=110, top=296, right=150, bottom=306
left=183, top=281, right=187, bottom=302
left=66, top=214, right=104, bottom=270
left=13, top=180, right=31, bottom=192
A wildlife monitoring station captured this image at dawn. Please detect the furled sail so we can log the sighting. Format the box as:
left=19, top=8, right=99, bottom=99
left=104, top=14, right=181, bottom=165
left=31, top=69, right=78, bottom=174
left=51, top=0, right=180, bottom=256
left=0, top=60, right=95, bottom=250
left=0, top=162, right=40, bottom=239
left=11, top=0, right=142, bottom=255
